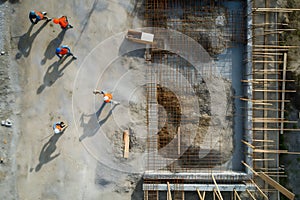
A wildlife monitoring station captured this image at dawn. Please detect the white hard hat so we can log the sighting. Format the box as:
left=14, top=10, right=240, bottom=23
left=103, top=96, right=109, bottom=101
left=54, top=128, right=60, bottom=134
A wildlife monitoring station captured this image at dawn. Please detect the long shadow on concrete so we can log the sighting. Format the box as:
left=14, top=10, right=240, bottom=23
left=35, top=133, right=63, bottom=172
left=37, top=56, right=75, bottom=94
left=16, top=21, right=48, bottom=59
left=79, top=103, right=118, bottom=141
left=41, top=29, right=66, bottom=65
left=131, top=178, right=144, bottom=200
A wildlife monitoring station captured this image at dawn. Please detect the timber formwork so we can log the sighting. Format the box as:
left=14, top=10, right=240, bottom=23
left=241, top=0, right=300, bottom=200
left=143, top=0, right=299, bottom=199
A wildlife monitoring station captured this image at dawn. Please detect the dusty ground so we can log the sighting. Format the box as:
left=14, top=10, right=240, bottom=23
left=0, top=0, right=146, bottom=199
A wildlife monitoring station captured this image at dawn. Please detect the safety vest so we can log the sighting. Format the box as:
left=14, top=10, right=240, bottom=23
left=59, top=48, right=69, bottom=55
left=58, top=16, right=68, bottom=28
left=103, top=93, right=113, bottom=103
left=55, top=124, right=62, bottom=131
left=35, top=10, right=44, bottom=20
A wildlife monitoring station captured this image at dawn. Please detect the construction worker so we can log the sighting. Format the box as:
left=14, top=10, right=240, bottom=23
left=29, top=10, right=51, bottom=24
left=55, top=45, right=77, bottom=59
left=93, top=90, right=120, bottom=105
left=52, top=121, right=68, bottom=134
left=53, top=16, right=73, bottom=29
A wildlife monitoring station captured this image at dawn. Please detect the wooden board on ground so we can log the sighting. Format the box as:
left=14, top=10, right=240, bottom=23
left=126, top=29, right=154, bottom=45
left=123, top=130, right=129, bottom=158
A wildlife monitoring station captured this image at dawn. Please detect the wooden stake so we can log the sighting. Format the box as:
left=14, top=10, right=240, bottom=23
left=144, top=190, right=148, bottom=200
left=241, top=79, right=294, bottom=82
left=246, top=189, right=257, bottom=200
left=212, top=175, right=223, bottom=200
left=253, top=45, right=299, bottom=48
left=253, top=139, right=274, bottom=143
left=250, top=179, right=269, bottom=200
left=177, top=126, right=180, bottom=155
left=234, top=189, right=241, bottom=200
left=197, top=189, right=205, bottom=200
left=253, top=158, right=275, bottom=161
left=254, top=149, right=300, bottom=154
left=123, top=130, right=130, bottom=158
left=242, top=161, right=258, bottom=176
left=253, top=60, right=283, bottom=63
left=167, top=182, right=172, bottom=200
left=252, top=128, right=300, bottom=131
left=280, top=53, right=287, bottom=135
left=253, top=89, right=296, bottom=92
left=242, top=140, right=255, bottom=149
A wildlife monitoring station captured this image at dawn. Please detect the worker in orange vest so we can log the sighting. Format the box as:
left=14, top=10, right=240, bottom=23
left=29, top=10, right=51, bottom=24
left=52, top=121, right=68, bottom=134
left=53, top=16, right=73, bottom=29
left=55, top=45, right=77, bottom=59
left=93, top=90, right=120, bottom=105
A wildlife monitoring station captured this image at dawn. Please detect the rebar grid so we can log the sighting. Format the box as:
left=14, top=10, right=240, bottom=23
left=145, top=0, right=246, bottom=173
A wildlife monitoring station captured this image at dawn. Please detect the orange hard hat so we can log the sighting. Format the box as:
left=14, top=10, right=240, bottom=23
left=53, top=18, right=59, bottom=24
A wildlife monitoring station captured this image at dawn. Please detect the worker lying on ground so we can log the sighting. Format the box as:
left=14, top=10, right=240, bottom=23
left=93, top=90, right=120, bottom=105
left=53, top=16, right=73, bottom=29
left=29, top=10, right=51, bottom=24
left=53, top=121, right=68, bottom=134
left=56, top=45, right=77, bottom=59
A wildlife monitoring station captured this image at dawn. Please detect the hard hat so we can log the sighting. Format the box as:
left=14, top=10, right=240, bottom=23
left=53, top=18, right=59, bottom=24
left=103, top=96, right=109, bottom=101
left=54, top=128, right=60, bottom=134
left=56, top=47, right=61, bottom=53
left=30, top=11, right=35, bottom=16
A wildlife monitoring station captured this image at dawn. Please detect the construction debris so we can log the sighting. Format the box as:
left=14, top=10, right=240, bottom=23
left=1, top=119, right=12, bottom=127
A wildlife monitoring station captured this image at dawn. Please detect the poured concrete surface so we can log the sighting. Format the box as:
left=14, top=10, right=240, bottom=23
left=0, top=0, right=145, bottom=199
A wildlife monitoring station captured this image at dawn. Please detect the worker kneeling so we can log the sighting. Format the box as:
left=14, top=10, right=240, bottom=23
left=53, top=121, right=68, bottom=134
left=93, top=90, right=120, bottom=105
left=56, top=45, right=77, bottom=60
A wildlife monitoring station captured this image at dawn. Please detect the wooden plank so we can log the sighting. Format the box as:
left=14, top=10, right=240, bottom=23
left=250, top=179, right=269, bottom=199
left=167, top=182, right=172, bottom=200
left=178, top=126, right=180, bottom=155
left=259, top=172, right=295, bottom=200
left=240, top=98, right=290, bottom=103
left=253, top=45, right=299, bottom=48
left=280, top=53, right=287, bottom=135
left=252, top=128, right=300, bottom=131
left=246, top=189, right=257, bottom=200
left=253, top=60, right=283, bottom=63
left=253, top=89, right=296, bottom=92
left=254, top=149, right=300, bottom=155
left=253, top=139, right=274, bottom=143
left=212, top=175, right=223, bottom=200
left=253, top=158, right=274, bottom=161
left=123, top=130, right=129, bottom=158
left=241, top=79, right=294, bottom=82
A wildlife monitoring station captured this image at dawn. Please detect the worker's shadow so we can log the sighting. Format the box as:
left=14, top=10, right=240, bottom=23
left=37, top=56, right=74, bottom=94
left=41, top=29, right=66, bottom=65
left=35, top=133, right=63, bottom=172
left=15, top=21, right=48, bottom=59
left=79, top=103, right=118, bottom=141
